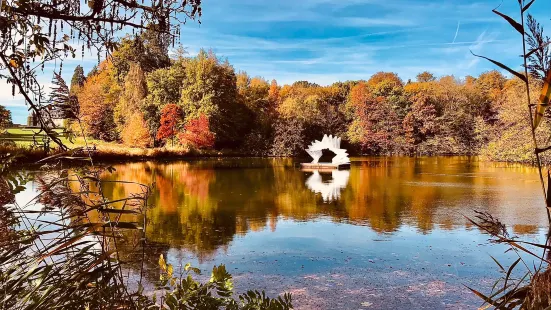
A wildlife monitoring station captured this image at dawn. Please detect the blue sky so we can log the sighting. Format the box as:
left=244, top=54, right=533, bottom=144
left=4, top=0, right=551, bottom=124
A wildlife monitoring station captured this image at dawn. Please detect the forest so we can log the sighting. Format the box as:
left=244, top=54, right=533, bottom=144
left=2, top=26, right=549, bottom=163
left=66, top=28, right=549, bottom=162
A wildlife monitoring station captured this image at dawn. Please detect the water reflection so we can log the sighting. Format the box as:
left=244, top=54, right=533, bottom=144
left=96, top=157, right=547, bottom=260
left=304, top=170, right=350, bottom=202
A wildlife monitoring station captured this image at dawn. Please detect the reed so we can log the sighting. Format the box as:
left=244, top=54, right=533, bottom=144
left=467, top=1, right=551, bottom=308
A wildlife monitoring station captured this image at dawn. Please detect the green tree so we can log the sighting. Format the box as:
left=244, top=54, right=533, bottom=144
left=70, top=65, right=86, bottom=94
left=145, top=61, right=186, bottom=108
left=142, top=60, right=187, bottom=143
left=180, top=50, right=249, bottom=147
left=0, top=106, right=12, bottom=131
left=111, top=27, right=171, bottom=81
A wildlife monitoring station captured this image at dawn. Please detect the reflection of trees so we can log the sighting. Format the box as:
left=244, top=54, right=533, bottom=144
left=95, top=157, right=541, bottom=260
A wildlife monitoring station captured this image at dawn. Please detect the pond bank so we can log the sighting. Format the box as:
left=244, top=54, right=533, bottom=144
left=1, top=143, right=543, bottom=167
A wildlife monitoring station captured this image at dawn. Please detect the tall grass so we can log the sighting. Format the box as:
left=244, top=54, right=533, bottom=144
left=468, top=0, right=551, bottom=308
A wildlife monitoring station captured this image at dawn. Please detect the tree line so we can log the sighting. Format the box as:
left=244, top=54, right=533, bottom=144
left=54, top=30, right=549, bottom=161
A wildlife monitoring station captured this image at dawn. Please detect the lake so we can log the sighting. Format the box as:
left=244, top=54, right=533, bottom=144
left=15, top=156, right=549, bottom=309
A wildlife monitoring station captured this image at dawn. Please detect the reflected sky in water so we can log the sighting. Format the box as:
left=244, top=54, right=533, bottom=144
left=15, top=156, right=549, bottom=309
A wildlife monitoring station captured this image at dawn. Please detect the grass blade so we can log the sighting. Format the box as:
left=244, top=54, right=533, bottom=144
left=490, top=255, right=506, bottom=272
left=471, top=51, right=528, bottom=83
left=492, top=9, right=524, bottom=35
left=504, top=258, right=521, bottom=291
left=464, top=285, right=500, bottom=307
left=522, top=0, right=536, bottom=12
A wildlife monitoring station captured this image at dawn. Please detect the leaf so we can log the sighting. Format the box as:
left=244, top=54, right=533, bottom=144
left=159, top=254, right=166, bottom=271
left=504, top=258, right=521, bottom=290
left=492, top=9, right=524, bottom=34
left=490, top=255, right=505, bottom=272
left=167, top=264, right=173, bottom=277
left=9, top=59, right=19, bottom=68
left=470, top=51, right=528, bottom=83
left=37, top=232, right=88, bottom=262
left=522, top=0, right=536, bottom=12
left=465, top=285, right=500, bottom=307
left=534, top=69, right=551, bottom=128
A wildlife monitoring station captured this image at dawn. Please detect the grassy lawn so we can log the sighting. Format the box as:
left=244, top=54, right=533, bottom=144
left=1, top=127, right=198, bottom=160
left=0, top=127, right=71, bottom=147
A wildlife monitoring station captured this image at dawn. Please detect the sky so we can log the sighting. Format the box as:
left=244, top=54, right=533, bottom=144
left=3, top=0, right=551, bottom=124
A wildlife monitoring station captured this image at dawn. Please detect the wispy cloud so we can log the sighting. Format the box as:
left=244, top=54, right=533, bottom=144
left=5, top=0, right=551, bottom=123
left=337, top=17, right=416, bottom=27
left=452, top=21, right=461, bottom=43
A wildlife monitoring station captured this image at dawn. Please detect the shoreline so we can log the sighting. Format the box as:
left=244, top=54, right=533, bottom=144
left=2, top=144, right=540, bottom=168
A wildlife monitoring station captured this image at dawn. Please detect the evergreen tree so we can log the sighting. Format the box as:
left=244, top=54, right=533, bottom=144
left=70, top=65, right=86, bottom=93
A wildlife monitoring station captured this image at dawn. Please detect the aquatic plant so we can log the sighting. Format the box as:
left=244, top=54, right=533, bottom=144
left=468, top=0, right=551, bottom=308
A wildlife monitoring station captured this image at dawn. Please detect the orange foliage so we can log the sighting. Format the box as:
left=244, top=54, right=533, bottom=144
left=122, top=112, right=152, bottom=147
left=367, top=72, right=403, bottom=88
left=78, top=60, right=120, bottom=141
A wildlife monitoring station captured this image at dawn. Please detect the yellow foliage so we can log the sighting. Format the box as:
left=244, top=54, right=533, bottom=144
left=77, top=60, right=121, bottom=141
left=122, top=112, right=152, bottom=148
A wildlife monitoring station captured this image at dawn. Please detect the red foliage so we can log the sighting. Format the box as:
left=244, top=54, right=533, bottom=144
left=349, top=82, right=400, bottom=154
left=178, top=114, right=215, bottom=149
left=156, top=104, right=183, bottom=143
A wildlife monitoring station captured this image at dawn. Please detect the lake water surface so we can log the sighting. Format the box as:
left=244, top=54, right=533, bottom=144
left=17, top=156, right=549, bottom=309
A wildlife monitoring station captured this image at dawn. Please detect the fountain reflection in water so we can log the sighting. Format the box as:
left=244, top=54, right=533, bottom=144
left=305, top=169, right=350, bottom=202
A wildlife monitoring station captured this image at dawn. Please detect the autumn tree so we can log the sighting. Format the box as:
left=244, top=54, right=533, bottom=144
left=292, top=81, right=320, bottom=88
left=236, top=72, right=275, bottom=154
left=402, top=94, right=440, bottom=153
left=115, top=63, right=147, bottom=134
left=346, top=82, right=400, bottom=154
left=268, top=79, right=280, bottom=108
left=0, top=0, right=201, bottom=150
left=467, top=70, right=506, bottom=122
left=416, top=71, right=436, bottom=83
left=367, top=72, right=403, bottom=88
left=156, top=104, right=184, bottom=146
left=179, top=115, right=215, bottom=149
left=271, top=118, right=305, bottom=156
left=78, top=61, right=120, bottom=141
left=122, top=112, right=152, bottom=148
left=237, top=73, right=270, bottom=111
